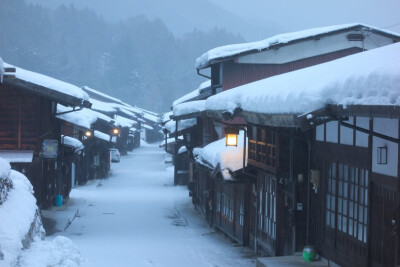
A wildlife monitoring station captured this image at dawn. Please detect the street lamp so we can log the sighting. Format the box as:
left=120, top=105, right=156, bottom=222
left=225, top=127, right=239, bottom=147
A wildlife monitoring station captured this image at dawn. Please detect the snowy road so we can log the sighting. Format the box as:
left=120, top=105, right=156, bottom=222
left=43, top=143, right=255, bottom=267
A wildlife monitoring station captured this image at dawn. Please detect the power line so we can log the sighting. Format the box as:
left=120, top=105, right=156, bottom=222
left=381, top=22, right=400, bottom=29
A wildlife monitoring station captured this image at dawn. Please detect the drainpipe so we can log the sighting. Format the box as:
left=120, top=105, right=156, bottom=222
left=290, top=128, right=296, bottom=255
left=306, top=137, right=311, bottom=245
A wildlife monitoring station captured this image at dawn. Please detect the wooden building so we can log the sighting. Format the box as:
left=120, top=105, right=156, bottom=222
left=0, top=62, right=91, bottom=209
left=198, top=41, right=400, bottom=266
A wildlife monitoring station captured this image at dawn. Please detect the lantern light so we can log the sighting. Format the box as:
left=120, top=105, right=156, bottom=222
left=85, top=130, right=93, bottom=137
left=112, top=128, right=120, bottom=135
left=225, top=127, right=239, bottom=147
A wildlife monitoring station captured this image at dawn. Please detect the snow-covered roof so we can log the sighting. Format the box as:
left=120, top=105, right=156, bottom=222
left=61, top=136, right=84, bottom=151
left=193, top=131, right=247, bottom=180
left=0, top=150, right=33, bottom=163
left=206, top=42, right=400, bottom=117
left=0, top=57, right=4, bottom=83
left=56, top=104, right=114, bottom=129
left=165, top=118, right=197, bottom=134
left=133, top=106, right=159, bottom=123
left=89, top=98, right=117, bottom=113
left=162, top=111, right=173, bottom=123
left=172, top=80, right=211, bottom=106
left=142, top=124, right=154, bottom=130
left=94, top=130, right=111, bottom=142
left=83, top=86, right=129, bottom=106
left=196, top=23, right=400, bottom=69
left=3, top=62, right=89, bottom=105
left=114, top=115, right=135, bottom=128
left=173, top=100, right=206, bottom=117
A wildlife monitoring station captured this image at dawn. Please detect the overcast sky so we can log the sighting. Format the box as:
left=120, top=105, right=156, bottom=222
left=209, top=0, right=400, bottom=36
left=27, top=0, right=400, bottom=40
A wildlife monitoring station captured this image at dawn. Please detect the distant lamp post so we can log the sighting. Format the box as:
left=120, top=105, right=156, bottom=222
left=85, top=130, right=93, bottom=137
left=112, top=128, right=120, bottom=136
left=225, top=127, right=239, bottom=147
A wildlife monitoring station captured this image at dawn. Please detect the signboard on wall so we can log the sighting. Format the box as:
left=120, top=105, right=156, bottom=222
left=93, top=155, right=100, bottom=166
left=42, top=139, right=58, bottom=159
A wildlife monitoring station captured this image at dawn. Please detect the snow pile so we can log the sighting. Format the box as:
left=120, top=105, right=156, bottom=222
left=3, top=62, right=89, bottom=101
left=0, top=158, right=44, bottom=265
left=172, top=80, right=211, bottom=106
left=173, top=100, right=206, bottom=117
left=62, top=136, right=84, bottom=151
left=193, top=131, right=247, bottom=180
left=196, top=23, right=399, bottom=69
left=206, top=42, right=400, bottom=115
left=0, top=57, right=4, bottom=83
left=18, top=236, right=81, bottom=267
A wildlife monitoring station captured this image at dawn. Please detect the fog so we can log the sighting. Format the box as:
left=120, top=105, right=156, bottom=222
left=3, top=0, right=399, bottom=112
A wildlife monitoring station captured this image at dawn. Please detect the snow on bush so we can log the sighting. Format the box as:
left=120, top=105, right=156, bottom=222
left=0, top=157, right=81, bottom=266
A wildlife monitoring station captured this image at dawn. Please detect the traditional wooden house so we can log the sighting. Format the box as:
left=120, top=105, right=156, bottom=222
left=193, top=23, right=400, bottom=257
left=0, top=61, right=91, bottom=209
left=202, top=42, right=400, bottom=266
left=56, top=104, right=115, bottom=185
left=83, top=86, right=141, bottom=152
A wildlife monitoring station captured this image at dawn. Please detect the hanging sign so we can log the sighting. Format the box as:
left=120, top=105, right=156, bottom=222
left=42, top=139, right=58, bottom=159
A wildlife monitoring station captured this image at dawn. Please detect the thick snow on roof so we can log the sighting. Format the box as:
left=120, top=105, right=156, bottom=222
left=173, top=100, right=206, bottom=117
left=114, top=115, right=135, bottom=128
left=196, top=23, right=400, bottom=69
left=83, top=86, right=128, bottom=106
left=94, top=130, right=111, bottom=142
left=172, top=80, right=211, bottom=106
left=57, top=104, right=114, bottom=129
left=206, top=42, right=400, bottom=116
left=142, top=124, right=154, bottom=130
left=162, top=111, right=173, bottom=123
left=165, top=118, right=197, bottom=134
left=193, top=131, right=247, bottom=180
left=62, top=136, right=84, bottom=151
left=90, top=98, right=118, bottom=113
left=3, top=62, right=89, bottom=101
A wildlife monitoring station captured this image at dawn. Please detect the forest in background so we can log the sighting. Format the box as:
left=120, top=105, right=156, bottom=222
left=0, top=0, right=245, bottom=112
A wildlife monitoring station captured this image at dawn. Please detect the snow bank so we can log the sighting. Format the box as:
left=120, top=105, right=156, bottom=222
left=193, top=131, right=247, bottom=180
left=206, top=42, right=400, bottom=116
left=18, top=236, right=81, bottom=267
left=0, top=159, right=44, bottom=265
left=196, top=23, right=399, bottom=69
left=172, top=80, right=211, bottom=106
left=3, top=62, right=89, bottom=101
left=173, top=100, right=206, bottom=117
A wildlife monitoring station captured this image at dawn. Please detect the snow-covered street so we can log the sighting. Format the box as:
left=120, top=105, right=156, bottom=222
left=40, top=143, right=255, bottom=267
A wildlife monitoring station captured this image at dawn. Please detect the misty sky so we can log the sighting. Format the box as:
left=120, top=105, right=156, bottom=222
left=27, top=0, right=400, bottom=41
left=209, top=0, right=400, bottom=36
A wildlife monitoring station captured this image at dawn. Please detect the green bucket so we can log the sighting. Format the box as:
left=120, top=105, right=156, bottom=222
left=303, top=246, right=316, bottom=262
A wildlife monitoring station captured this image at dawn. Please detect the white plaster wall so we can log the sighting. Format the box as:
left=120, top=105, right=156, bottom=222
left=356, top=117, right=369, bottom=148
left=238, top=31, right=395, bottom=65
left=316, top=124, right=324, bottom=141
left=326, top=121, right=338, bottom=143
left=340, top=116, right=354, bottom=145
left=372, top=118, right=398, bottom=177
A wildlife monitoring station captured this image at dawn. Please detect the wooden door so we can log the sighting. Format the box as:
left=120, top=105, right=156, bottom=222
left=370, top=183, right=398, bottom=267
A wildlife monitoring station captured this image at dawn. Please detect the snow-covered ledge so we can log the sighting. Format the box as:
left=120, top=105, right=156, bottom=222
left=0, top=57, right=4, bottom=83
left=193, top=131, right=248, bottom=180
